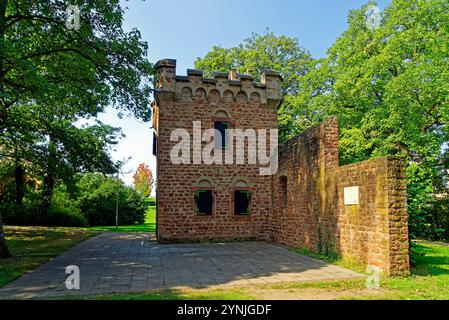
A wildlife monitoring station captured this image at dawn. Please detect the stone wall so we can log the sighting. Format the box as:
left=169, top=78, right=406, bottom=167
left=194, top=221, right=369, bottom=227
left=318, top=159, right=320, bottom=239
left=332, top=157, right=409, bottom=275
left=271, top=119, right=339, bottom=250
left=272, top=118, right=409, bottom=275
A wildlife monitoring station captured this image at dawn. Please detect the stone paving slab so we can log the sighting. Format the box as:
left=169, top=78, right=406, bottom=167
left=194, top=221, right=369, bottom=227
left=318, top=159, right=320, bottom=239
left=0, top=232, right=363, bottom=299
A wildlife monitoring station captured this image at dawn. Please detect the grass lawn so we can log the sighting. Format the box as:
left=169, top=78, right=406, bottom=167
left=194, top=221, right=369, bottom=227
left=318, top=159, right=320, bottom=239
left=360, top=241, right=449, bottom=300
left=81, top=206, right=156, bottom=233
left=69, top=241, right=449, bottom=300
left=0, top=226, right=98, bottom=288
left=62, top=288, right=256, bottom=300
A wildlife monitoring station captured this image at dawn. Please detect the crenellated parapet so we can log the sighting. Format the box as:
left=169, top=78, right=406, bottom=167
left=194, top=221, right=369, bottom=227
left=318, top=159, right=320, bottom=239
left=154, top=59, right=283, bottom=108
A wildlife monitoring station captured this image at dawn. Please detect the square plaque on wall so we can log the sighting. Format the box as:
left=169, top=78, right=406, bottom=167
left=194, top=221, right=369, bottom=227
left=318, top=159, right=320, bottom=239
left=344, top=186, right=359, bottom=205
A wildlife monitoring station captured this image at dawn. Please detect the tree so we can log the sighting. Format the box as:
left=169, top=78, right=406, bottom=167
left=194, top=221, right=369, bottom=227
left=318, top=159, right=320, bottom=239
left=288, top=0, right=449, bottom=238
left=0, top=204, right=10, bottom=257
left=0, top=102, right=122, bottom=206
left=75, top=173, right=147, bottom=226
left=195, top=31, right=314, bottom=95
left=132, top=163, right=154, bottom=197
left=0, top=0, right=153, bottom=258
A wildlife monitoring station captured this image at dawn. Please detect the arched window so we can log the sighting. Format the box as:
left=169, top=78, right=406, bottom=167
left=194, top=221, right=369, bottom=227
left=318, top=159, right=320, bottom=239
left=194, top=179, right=213, bottom=216
left=213, top=110, right=231, bottom=149
left=234, top=180, right=251, bottom=215
left=279, top=176, right=287, bottom=207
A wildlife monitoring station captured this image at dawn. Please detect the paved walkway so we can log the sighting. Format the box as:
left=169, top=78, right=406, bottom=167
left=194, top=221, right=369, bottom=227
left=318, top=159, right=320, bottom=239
left=0, top=232, right=362, bottom=299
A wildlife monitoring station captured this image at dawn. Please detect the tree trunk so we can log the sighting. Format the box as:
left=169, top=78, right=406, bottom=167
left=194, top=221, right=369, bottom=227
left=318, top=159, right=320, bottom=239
left=15, top=163, right=25, bottom=206
left=0, top=205, right=11, bottom=258
left=42, top=173, right=55, bottom=210
left=42, top=140, right=57, bottom=211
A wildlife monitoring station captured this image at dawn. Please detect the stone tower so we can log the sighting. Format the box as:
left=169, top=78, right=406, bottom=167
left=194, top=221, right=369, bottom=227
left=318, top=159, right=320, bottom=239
left=152, top=59, right=283, bottom=242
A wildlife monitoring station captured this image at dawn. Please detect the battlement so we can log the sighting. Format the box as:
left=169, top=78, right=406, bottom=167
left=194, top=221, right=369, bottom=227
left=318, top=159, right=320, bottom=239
left=154, top=59, right=283, bottom=108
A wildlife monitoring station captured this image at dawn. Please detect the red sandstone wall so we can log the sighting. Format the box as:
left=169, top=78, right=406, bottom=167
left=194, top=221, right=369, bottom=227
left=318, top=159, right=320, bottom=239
left=271, top=119, right=339, bottom=250
left=154, top=60, right=281, bottom=242
left=273, top=119, right=409, bottom=275
left=331, top=158, right=409, bottom=275
left=156, top=97, right=277, bottom=241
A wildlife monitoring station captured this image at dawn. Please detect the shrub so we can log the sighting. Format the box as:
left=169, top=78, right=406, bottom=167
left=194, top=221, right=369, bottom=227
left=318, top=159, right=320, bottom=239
left=1, top=202, right=37, bottom=225
left=120, top=187, right=146, bottom=224
left=75, top=173, right=146, bottom=226
left=423, top=197, right=449, bottom=241
left=45, top=187, right=89, bottom=227
left=46, top=205, right=88, bottom=227
left=1, top=202, right=88, bottom=227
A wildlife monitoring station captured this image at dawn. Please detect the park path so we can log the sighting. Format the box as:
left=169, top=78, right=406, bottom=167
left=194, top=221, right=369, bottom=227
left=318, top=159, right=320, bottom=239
left=0, top=232, right=362, bottom=299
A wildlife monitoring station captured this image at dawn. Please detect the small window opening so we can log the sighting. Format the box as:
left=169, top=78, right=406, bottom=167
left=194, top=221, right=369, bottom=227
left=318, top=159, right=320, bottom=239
left=234, top=190, right=251, bottom=215
left=214, top=121, right=229, bottom=149
left=195, top=190, right=213, bottom=215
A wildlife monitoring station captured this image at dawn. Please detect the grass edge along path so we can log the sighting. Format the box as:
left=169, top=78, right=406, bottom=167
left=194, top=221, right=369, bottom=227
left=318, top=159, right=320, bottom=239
left=0, top=226, right=98, bottom=288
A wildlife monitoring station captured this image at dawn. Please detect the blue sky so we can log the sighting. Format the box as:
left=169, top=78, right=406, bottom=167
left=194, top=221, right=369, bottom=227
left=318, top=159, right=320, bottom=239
left=97, top=0, right=390, bottom=185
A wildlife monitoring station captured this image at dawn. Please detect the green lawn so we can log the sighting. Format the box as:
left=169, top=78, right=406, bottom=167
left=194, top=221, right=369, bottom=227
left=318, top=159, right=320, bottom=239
left=81, top=206, right=156, bottom=233
left=0, top=226, right=98, bottom=288
left=62, top=288, right=255, bottom=300
left=293, top=242, right=449, bottom=300
left=363, top=242, right=449, bottom=300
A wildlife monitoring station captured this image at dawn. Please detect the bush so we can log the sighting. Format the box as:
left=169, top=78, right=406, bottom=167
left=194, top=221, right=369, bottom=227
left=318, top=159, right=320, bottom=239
left=75, top=173, right=146, bottom=226
left=45, top=187, right=89, bottom=227
left=46, top=205, right=88, bottom=227
left=422, top=197, right=449, bottom=241
left=1, top=202, right=38, bottom=225
left=120, top=187, right=146, bottom=224
left=1, top=202, right=88, bottom=227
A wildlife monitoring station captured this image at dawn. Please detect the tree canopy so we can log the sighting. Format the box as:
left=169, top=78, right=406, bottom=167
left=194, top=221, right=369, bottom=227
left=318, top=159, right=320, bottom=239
left=132, top=163, right=154, bottom=198
left=0, top=0, right=153, bottom=125
left=195, top=31, right=314, bottom=95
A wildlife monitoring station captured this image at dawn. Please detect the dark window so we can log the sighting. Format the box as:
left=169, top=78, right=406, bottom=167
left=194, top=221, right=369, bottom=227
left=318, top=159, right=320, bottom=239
left=152, top=131, right=157, bottom=156
left=234, top=190, right=251, bottom=215
left=214, top=121, right=229, bottom=149
left=195, top=190, right=213, bottom=215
